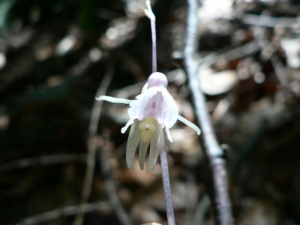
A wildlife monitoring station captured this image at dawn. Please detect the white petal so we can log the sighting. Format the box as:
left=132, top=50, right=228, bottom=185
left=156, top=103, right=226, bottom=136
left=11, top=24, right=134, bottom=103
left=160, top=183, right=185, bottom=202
left=126, top=120, right=140, bottom=170
left=127, top=88, right=158, bottom=120
left=141, top=82, right=148, bottom=93
left=121, top=120, right=134, bottom=134
left=177, top=115, right=201, bottom=135
left=96, top=96, right=132, bottom=104
left=165, top=127, right=173, bottom=142
left=158, top=88, right=178, bottom=129
left=127, top=87, right=178, bottom=130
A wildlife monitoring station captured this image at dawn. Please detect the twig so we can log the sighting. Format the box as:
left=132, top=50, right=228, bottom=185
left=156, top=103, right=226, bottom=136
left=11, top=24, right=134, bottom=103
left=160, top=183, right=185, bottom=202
left=184, top=173, right=195, bottom=225
left=73, top=63, right=114, bottom=225
left=184, top=0, right=233, bottom=225
left=243, top=14, right=299, bottom=28
left=252, top=14, right=288, bottom=88
left=193, top=195, right=210, bottom=225
left=0, top=154, right=87, bottom=172
left=16, top=201, right=111, bottom=225
left=100, top=134, right=132, bottom=225
left=145, top=1, right=176, bottom=225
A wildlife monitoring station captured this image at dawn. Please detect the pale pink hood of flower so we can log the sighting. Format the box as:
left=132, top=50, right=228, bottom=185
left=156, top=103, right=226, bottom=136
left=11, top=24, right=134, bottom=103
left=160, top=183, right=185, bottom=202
left=121, top=72, right=178, bottom=134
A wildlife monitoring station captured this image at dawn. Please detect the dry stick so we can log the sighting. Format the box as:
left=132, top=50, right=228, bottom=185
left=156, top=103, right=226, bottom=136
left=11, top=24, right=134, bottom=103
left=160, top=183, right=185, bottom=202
left=100, top=135, right=132, bottom=225
left=184, top=0, right=233, bottom=225
left=73, top=64, right=114, bottom=225
left=145, top=1, right=176, bottom=225
left=252, top=15, right=288, bottom=88
left=193, top=195, right=210, bottom=225
left=16, top=202, right=111, bottom=225
left=0, top=154, right=87, bottom=172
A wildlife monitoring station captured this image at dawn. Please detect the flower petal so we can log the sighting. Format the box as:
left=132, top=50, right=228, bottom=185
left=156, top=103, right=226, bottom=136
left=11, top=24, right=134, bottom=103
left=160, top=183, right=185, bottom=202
left=96, top=96, right=132, bottom=104
left=121, top=120, right=134, bottom=134
left=177, top=115, right=201, bottom=135
left=139, top=140, right=150, bottom=170
left=127, top=87, right=178, bottom=132
left=126, top=120, right=140, bottom=170
left=165, top=127, right=173, bottom=142
left=147, top=125, right=164, bottom=172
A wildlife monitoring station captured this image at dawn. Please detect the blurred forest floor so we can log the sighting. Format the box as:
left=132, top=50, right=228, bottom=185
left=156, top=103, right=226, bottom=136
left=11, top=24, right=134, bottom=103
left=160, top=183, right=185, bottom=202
left=1, top=0, right=300, bottom=225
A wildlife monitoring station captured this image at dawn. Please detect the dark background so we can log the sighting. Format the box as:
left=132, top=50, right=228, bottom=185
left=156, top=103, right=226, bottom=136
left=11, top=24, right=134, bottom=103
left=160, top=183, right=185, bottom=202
left=1, top=0, right=300, bottom=224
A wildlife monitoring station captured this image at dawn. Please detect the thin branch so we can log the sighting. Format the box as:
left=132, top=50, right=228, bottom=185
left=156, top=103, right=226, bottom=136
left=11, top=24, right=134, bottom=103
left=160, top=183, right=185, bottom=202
left=193, top=195, right=210, bottom=225
left=184, top=0, right=233, bottom=225
left=73, top=63, right=114, bottom=225
left=243, top=14, right=299, bottom=28
left=0, top=154, right=87, bottom=172
left=252, top=15, right=288, bottom=88
left=184, top=173, right=196, bottom=225
left=100, top=134, right=132, bottom=225
left=16, top=201, right=111, bottom=225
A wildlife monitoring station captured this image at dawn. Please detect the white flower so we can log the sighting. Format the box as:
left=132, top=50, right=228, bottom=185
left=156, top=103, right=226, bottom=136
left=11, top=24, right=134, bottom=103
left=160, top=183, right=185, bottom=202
left=97, top=72, right=200, bottom=171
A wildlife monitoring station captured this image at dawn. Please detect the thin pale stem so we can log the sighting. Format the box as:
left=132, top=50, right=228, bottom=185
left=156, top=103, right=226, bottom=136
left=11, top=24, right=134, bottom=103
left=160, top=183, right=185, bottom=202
left=145, top=1, right=176, bottom=224
left=145, top=0, right=157, bottom=73
left=184, top=0, right=233, bottom=224
left=150, top=15, right=157, bottom=72
left=160, top=146, right=175, bottom=225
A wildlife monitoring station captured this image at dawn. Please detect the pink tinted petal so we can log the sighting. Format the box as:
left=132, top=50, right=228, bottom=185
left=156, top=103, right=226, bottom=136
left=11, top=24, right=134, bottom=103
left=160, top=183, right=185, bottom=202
left=127, top=88, right=158, bottom=121
left=127, top=87, right=178, bottom=130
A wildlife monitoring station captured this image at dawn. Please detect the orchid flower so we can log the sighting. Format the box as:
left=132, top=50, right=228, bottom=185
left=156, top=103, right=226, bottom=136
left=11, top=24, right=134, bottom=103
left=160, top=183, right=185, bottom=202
left=97, top=72, right=200, bottom=172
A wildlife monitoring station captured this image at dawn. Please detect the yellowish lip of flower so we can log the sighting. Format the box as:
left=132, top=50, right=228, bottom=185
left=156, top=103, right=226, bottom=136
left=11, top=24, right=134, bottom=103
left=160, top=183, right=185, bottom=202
left=139, top=117, right=157, bottom=142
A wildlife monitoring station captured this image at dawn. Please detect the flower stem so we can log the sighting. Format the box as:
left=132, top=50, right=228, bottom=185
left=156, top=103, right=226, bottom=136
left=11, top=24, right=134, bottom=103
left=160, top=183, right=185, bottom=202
left=160, top=147, right=176, bottom=225
left=145, top=0, right=157, bottom=73
left=145, top=1, right=176, bottom=224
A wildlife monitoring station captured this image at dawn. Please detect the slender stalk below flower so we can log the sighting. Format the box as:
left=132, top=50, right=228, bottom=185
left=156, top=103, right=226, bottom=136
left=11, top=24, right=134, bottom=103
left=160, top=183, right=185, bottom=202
left=160, top=147, right=175, bottom=225
left=145, top=1, right=176, bottom=225
left=184, top=0, right=234, bottom=225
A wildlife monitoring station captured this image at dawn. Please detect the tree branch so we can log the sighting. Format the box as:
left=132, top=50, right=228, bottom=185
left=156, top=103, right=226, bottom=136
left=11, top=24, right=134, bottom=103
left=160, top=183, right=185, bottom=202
left=183, top=0, right=233, bottom=224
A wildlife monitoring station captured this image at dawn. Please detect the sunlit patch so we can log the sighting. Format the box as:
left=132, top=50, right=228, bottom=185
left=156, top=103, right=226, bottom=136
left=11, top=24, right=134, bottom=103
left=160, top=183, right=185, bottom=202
left=55, top=35, right=76, bottom=55
left=88, top=48, right=102, bottom=62
left=0, top=53, right=6, bottom=69
left=254, top=72, right=265, bottom=84
left=106, top=27, right=118, bottom=40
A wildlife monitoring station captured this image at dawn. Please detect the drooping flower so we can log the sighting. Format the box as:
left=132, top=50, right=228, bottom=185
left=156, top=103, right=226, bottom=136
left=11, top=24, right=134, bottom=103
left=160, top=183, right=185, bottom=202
left=97, top=72, right=200, bottom=171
